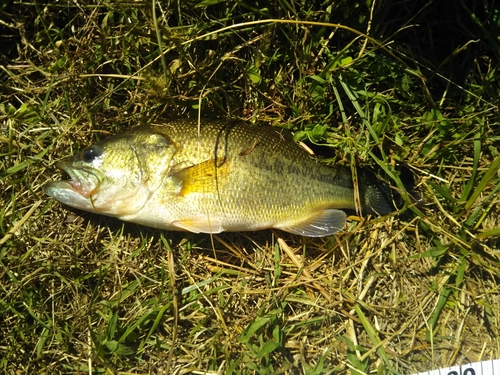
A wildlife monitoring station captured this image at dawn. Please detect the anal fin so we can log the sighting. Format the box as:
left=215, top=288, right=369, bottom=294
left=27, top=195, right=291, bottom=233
left=278, top=209, right=346, bottom=237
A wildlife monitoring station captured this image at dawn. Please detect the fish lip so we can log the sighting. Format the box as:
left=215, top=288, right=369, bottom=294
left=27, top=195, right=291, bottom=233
left=54, top=161, right=100, bottom=198
left=55, top=161, right=83, bottom=193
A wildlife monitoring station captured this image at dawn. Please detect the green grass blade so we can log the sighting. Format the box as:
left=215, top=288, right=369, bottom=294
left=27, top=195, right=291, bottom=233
left=354, top=304, right=397, bottom=374
left=464, top=154, right=500, bottom=211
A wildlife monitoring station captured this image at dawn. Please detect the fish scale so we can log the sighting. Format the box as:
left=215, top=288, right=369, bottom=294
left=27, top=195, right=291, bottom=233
left=150, top=120, right=354, bottom=227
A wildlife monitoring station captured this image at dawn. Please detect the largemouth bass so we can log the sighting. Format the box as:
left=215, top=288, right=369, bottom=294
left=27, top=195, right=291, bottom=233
left=44, top=119, right=402, bottom=237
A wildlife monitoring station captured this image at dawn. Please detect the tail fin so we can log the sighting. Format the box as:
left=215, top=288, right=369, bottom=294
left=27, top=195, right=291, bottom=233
left=358, top=166, right=420, bottom=215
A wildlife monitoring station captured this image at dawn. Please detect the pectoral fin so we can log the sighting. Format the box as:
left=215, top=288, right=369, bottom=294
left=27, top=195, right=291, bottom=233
left=172, top=218, right=224, bottom=234
left=278, top=209, right=346, bottom=237
left=172, top=159, right=230, bottom=196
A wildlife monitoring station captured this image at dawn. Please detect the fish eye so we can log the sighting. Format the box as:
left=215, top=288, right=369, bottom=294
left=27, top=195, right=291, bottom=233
left=82, top=145, right=102, bottom=163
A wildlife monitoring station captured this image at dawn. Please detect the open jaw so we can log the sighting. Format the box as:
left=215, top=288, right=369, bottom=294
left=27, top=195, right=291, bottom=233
left=43, top=162, right=102, bottom=212
left=55, top=161, right=102, bottom=198
left=44, top=161, right=151, bottom=216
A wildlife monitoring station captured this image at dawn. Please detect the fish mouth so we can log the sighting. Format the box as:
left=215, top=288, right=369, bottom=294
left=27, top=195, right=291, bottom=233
left=48, top=161, right=102, bottom=198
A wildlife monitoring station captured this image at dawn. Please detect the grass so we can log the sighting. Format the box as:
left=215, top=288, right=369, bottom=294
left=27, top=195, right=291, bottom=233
left=1, top=0, right=500, bottom=374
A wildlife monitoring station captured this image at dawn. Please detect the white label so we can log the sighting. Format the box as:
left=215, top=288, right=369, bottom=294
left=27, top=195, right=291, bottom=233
left=413, top=359, right=500, bottom=375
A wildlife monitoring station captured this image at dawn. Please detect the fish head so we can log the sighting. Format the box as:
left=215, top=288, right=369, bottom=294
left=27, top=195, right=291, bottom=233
left=44, top=127, right=177, bottom=217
